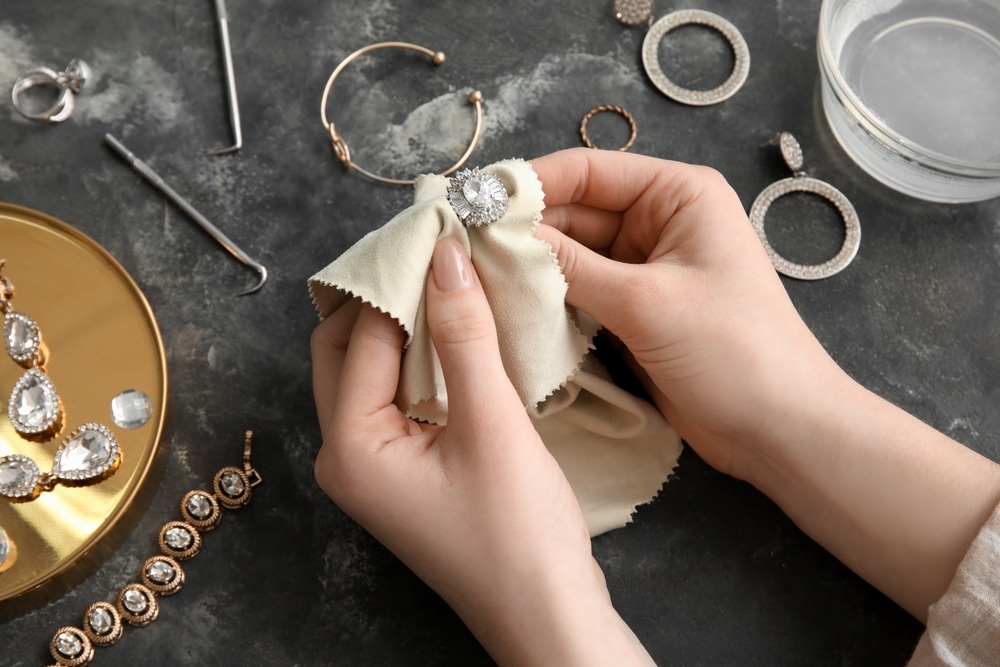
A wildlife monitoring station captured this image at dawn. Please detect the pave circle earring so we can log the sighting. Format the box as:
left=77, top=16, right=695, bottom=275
left=46, top=432, right=261, bottom=666
left=0, top=261, right=121, bottom=501
left=613, top=0, right=749, bottom=106
left=321, top=41, right=484, bottom=186
left=749, top=133, right=861, bottom=280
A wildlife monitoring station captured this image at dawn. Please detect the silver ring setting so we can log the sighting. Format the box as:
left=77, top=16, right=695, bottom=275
left=641, top=10, right=750, bottom=106
left=749, top=133, right=861, bottom=281
left=11, top=59, right=91, bottom=123
left=447, top=168, right=509, bottom=227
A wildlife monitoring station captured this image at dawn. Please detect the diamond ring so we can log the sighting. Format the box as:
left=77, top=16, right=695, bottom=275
left=11, top=59, right=90, bottom=123
left=446, top=168, right=510, bottom=227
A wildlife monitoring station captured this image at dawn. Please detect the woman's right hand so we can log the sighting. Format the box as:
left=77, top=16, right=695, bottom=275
left=532, top=149, right=1000, bottom=620
left=531, top=148, right=843, bottom=482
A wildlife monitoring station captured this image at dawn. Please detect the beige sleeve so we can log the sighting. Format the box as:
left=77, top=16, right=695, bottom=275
left=908, top=501, right=1000, bottom=666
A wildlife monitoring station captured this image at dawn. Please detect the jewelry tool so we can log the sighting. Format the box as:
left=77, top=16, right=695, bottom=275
left=209, top=0, right=242, bottom=155
left=104, top=134, right=267, bottom=295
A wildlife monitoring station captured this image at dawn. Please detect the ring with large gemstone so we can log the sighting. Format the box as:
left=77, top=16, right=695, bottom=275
left=446, top=168, right=509, bottom=227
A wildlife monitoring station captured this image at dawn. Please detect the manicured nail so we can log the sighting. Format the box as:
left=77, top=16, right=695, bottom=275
left=433, top=237, right=475, bottom=291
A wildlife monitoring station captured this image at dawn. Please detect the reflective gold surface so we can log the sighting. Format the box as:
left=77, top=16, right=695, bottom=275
left=0, top=203, right=169, bottom=619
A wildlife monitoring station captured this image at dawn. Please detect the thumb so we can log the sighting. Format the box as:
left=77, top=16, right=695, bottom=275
left=533, top=224, right=643, bottom=328
left=425, top=237, right=522, bottom=415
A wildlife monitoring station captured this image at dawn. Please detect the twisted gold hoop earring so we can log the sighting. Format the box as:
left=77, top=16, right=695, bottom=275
left=320, top=42, right=484, bottom=186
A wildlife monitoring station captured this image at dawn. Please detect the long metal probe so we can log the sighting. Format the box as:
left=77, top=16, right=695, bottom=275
left=209, top=0, right=243, bottom=155
left=104, top=133, right=267, bottom=295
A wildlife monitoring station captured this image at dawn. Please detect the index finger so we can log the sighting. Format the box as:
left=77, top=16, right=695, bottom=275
left=530, top=148, right=716, bottom=254
left=531, top=148, right=703, bottom=212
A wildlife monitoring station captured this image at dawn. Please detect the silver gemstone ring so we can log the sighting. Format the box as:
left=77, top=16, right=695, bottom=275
left=11, top=59, right=90, bottom=123
left=446, top=168, right=510, bottom=227
left=641, top=10, right=750, bottom=106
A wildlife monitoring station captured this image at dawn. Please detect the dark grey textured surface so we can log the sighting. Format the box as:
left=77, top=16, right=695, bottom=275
left=2, top=0, right=999, bottom=664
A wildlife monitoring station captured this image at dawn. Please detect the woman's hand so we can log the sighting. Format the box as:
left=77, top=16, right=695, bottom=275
left=312, top=237, right=653, bottom=666
left=531, top=148, right=1000, bottom=619
left=532, top=147, right=841, bottom=480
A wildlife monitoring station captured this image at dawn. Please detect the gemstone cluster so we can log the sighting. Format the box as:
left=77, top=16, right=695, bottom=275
left=446, top=168, right=510, bottom=227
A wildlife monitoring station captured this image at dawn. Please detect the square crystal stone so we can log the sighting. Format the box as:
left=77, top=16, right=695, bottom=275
left=110, top=388, right=153, bottom=429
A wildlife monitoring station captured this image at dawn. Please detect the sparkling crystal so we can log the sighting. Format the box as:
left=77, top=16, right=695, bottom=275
left=55, top=630, right=82, bottom=657
left=110, top=388, right=153, bottom=429
left=147, top=560, right=175, bottom=584
left=0, top=526, right=9, bottom=567
left=164, top=526, right=192, bottom=550
left=220, top=472, right=245, bottom=497
left=122, top=588, right=148, bottom=613
left=447, top=168, right=509, bottom=227
left=779, top=132, right=805, bottom=172
left=462, top=177, right=492, bottom=208
left=8, top=368, right=59, bottom=433
left=88, top=607, right=114, bottom=635
left=614, top=0, right=653, bottom=26
left=186, top=493, right=213, bottom=519
left=52, top=424, right=118, bottom=480
left=0, top=455, right=41, bottom=498
left=4, top=312, right=40, bottom=362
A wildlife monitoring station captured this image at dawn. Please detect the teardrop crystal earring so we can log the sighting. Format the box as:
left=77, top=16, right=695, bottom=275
left=1, top=260, right=64, bottom=440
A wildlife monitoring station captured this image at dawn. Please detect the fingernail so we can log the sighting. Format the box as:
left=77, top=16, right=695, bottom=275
left=433, top=237, right=475, bottom=291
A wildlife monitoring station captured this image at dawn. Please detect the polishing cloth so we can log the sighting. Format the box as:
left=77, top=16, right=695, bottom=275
left=309, top=158, right=681, bottom=535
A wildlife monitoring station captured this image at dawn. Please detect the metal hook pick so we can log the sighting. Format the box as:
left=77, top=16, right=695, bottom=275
left=210, top=0, right=243, bottom=155
left=104, top=134, right=268, bottom=295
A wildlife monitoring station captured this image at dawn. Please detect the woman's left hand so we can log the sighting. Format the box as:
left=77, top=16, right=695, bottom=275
left=311, top=236, right=652, bottom=666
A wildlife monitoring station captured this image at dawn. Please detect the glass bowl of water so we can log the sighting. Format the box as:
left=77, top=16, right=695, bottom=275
left=819, top=0, right=1000, bottom=203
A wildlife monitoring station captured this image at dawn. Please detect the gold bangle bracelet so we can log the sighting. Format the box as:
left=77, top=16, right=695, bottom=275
left=320, top=42, right=484, bottom=186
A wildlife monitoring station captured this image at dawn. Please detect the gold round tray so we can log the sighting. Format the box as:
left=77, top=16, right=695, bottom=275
left=0, top=203, right=169, bottom=620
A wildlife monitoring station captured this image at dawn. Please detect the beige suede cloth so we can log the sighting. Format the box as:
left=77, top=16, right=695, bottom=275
left=309, top=159, right=681, bottom=536
left=908, top=500, right=1000, bottom=667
